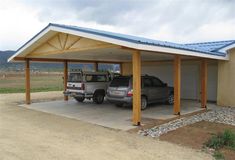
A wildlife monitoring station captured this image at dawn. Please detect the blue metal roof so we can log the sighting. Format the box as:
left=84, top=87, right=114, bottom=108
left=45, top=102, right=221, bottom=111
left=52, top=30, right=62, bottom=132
left=185, top=40, right=235, bottom=53
left=50, top=23, right=235, bottom=57
left=14, top=23, right=235, bottom=58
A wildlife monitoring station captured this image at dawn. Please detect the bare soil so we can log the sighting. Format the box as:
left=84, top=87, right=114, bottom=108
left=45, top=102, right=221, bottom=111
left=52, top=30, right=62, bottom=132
left=0, top=92, right=212, bottom=160
left=160, top=121, right=235, bottom=160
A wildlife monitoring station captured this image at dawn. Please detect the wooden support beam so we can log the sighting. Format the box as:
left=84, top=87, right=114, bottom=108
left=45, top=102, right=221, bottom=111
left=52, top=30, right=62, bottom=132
left=201, top=59, right=207, bottom=108
left=64, top=61, right=68, bottom=101
left=25, top=59, right=31, bottom=104
left=173, top=55, right=181, bottom=115
left=94, top=62, right=98, bottom=71
left=29, top=43, right=116, bottom=57
left=120, top=63, right=123, bottom=75
left=13, top=57, right=122, bottom=64
left=132, top=50, right=141, bottom=125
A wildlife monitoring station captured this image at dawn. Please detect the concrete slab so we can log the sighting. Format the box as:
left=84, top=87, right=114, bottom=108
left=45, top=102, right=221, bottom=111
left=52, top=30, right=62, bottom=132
left=20, top=99, right=216, bottom=131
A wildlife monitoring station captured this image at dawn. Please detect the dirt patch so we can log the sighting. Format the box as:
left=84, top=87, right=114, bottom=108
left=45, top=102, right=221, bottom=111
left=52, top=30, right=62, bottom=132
left=0, top=92, right=212, bottom=160
left=220, top=148, right=235, bottom=160
left=160, top=121, right=235, bottom=159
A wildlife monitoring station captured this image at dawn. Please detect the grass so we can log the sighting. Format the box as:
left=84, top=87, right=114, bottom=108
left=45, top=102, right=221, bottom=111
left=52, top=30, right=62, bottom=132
left=213, top=151, right=225, bottom=160
left=205, top=129, right=235, bottom=160
left=0, top=73, right=63, bottom=93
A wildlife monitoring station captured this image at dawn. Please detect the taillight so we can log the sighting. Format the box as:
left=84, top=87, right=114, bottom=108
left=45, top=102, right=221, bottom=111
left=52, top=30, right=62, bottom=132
left=81, top=83, right=85, bottom=90
left=127, top=90, right=133, bottom=97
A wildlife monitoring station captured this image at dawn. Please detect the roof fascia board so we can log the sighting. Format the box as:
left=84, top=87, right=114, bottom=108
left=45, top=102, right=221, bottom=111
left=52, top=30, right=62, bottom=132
left=8, top=26, right=51, bottom=62
left=51, top=26, right=228, bottom=60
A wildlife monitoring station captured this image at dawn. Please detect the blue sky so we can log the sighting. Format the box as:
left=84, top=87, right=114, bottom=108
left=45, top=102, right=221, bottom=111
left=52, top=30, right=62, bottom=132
left=0, top=0, right=235, bottom=50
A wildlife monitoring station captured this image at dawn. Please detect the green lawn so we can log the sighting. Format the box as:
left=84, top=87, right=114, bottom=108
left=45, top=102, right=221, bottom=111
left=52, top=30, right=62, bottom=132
left=0, top=73, right=64, bottom=93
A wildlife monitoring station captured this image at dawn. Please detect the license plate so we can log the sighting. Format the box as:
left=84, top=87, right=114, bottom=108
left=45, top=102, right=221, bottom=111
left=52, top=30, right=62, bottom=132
left=111, top=90, right=123, bottom=95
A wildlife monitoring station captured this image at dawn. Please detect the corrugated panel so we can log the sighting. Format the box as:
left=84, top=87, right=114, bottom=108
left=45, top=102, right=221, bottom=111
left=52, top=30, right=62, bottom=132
left=51, top=23, right=232, bottom=57
left=185, top=40, right=235, bottom=53
left=15, top=23, right=235, bottom=58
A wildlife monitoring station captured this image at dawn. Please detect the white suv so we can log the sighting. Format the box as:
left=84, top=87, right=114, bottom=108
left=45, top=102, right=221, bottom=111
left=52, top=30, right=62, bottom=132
left=64, top=70, right=119, bottom=104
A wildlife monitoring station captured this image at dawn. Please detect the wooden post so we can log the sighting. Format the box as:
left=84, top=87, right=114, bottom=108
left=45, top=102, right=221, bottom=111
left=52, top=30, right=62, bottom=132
left=201, top=59, right=207, bottom=108
left=174, top=55, right=181, bottom=115
left=120, top=63, right=123, bottom=75
left=25, top=59, right=31, bottom=104
left=64, top=61, right=68, bottom=101
left=132, top=50, right=141, bottom=125
left=94, top=62, right=98, bottom=72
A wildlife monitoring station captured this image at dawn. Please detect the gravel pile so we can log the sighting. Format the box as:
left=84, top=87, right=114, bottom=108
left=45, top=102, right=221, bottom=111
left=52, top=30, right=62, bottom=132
left=138, top=107, right=235, bottom=137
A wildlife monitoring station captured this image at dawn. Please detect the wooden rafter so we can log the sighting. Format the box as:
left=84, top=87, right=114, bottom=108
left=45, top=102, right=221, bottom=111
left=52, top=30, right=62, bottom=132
left=58, top=34, right=63, bottom=49
left=63, top=34, right=68, bottom=50
left=65, top=37, right=81, bottom=50
left=28, top=43, right=116, bottom=57
left=46, top=42, right=60, bottom=50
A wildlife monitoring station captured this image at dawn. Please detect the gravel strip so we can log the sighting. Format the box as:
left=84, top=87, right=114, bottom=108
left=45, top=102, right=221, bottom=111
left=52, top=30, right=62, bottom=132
left=138, top=107, right=235, bottom=137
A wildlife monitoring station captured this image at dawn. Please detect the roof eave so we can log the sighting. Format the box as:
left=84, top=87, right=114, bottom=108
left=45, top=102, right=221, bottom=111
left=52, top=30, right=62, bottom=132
left=8, top=24, right=229, bottom=62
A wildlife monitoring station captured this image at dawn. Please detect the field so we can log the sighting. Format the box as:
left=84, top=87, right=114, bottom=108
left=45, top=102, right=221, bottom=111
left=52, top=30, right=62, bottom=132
left=0, top=72, right=64, bottom=93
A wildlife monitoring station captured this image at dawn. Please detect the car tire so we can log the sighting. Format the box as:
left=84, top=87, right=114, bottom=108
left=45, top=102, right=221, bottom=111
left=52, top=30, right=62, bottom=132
left=74, top=97, right=85, bottom=102
left=167, top=94, right=174, bottom=105
left=141, top=96, right=148, bottom=110
left=93, top=93, right=104, bottom=104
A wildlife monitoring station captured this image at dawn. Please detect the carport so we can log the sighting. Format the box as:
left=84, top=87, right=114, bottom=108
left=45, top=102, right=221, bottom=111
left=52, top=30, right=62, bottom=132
left=8, top=23, right=227, bottom=125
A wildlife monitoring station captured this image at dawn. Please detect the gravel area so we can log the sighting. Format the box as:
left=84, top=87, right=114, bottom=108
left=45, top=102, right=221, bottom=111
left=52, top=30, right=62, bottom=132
left=139, top=107, right=235, bottom=137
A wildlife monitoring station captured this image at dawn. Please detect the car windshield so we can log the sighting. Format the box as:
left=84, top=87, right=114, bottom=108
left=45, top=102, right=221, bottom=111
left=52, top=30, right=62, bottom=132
left=68, top=73, right=82, bottom=82
left=110, top=77, right=130, bottom=87
left=85, top=74, right=107, bottom=82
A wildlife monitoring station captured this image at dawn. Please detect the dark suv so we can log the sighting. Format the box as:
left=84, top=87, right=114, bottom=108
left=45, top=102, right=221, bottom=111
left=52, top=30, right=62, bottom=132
left=106, top=75, right=174, bottom=110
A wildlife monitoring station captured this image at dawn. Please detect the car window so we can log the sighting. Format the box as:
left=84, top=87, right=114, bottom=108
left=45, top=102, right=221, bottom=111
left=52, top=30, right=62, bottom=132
left=152, top=78, right=163, bottom=87
left=110, top=77, right=130, bottom=87
left=86, top=75, right=107, bottom=82
left=68, top=73, right=82, bottom=82
left=143, top=78, right=152, bottom=87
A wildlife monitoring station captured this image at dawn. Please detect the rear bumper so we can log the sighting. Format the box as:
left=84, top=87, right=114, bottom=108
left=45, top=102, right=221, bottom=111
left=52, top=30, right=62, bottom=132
left=63, top=91, right=93, bottom=98
left=106, top=95, right=132, bottom=104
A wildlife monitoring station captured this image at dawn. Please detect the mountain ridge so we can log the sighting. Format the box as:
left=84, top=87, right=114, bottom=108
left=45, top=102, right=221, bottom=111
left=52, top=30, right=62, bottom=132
left=0, top=50, right=118, bottom=72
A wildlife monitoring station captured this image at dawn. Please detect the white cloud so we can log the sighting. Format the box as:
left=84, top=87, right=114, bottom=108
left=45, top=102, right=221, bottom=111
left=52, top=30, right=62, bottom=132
left=0, top=0, right=235, bottom=50
left=0, top=0, right=47, bottom=50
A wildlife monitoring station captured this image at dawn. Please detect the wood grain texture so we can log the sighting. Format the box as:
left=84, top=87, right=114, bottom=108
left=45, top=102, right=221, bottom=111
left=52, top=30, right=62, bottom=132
left=132, top=50, right=141, bottom=125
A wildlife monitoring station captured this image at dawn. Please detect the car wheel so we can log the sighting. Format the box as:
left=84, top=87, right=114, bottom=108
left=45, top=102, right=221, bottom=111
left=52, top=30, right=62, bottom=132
left=141, top=96, right=148, bottom=110
left=93, top=93, right=104, bottom=104
left=167, top=94, right=174, bottom=105
left=74, top=97, right=85, bottom=102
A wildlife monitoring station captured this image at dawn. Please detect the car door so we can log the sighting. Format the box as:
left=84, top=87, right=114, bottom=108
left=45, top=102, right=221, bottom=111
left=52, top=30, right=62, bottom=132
left=151, top=77, right=168, bottom=101
left=142, top=77, right=155, bottom=102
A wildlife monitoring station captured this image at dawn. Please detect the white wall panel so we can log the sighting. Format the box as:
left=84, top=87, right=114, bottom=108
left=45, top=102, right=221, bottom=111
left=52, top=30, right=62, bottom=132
left=141, top=61, right=217, bottom=101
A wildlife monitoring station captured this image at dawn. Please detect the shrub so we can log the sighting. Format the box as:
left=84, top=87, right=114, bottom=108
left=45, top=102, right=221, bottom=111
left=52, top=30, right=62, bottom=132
left=222, top=129, right=235, bottom=149
left=205, top=129, right=235, bottom=150
left=213, top=151, right=224, bottom=160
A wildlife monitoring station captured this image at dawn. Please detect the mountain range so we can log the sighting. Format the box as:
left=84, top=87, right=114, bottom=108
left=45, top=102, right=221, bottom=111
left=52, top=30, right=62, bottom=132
left=0, top=51, right=118, bottom=72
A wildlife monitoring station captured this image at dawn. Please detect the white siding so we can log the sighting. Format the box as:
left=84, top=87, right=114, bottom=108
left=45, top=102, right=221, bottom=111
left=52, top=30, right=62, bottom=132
left=142, top=61, right=217, bottom=101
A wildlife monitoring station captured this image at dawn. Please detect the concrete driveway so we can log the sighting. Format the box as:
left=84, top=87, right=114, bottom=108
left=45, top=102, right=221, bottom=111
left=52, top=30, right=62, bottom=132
left=21, top=99, right=213, bottom=130
left=0, top=92, right=212, bottom=160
